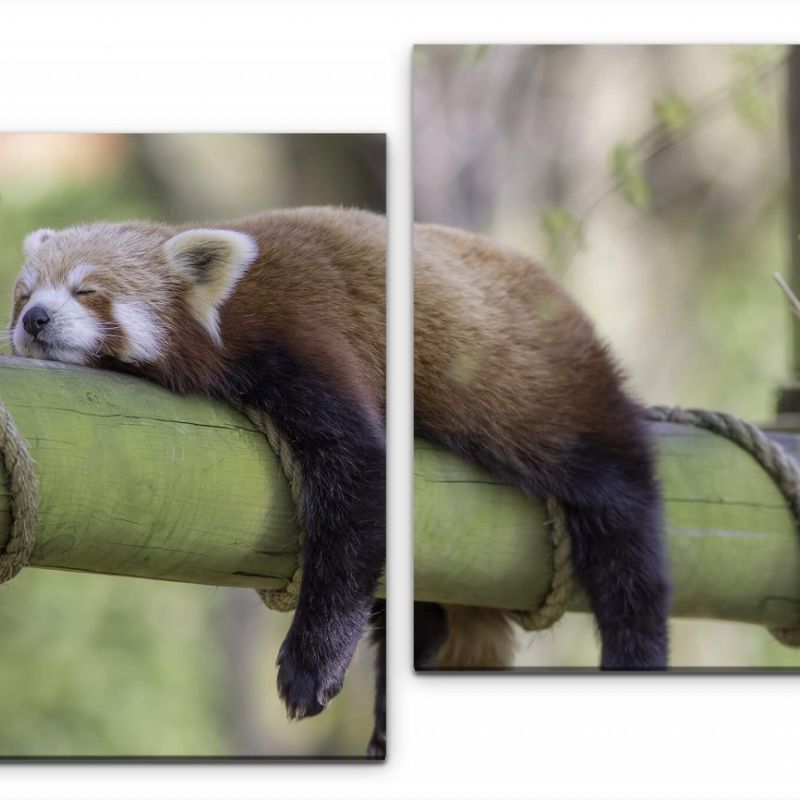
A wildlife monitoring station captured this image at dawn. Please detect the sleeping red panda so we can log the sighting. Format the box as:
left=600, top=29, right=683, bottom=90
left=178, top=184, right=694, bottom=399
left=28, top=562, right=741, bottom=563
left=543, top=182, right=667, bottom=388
left=9, top=207, right=669, bottom=757
left=413, top=223, right=670, bottom=670
left=8, top=207, right=387, bottom=756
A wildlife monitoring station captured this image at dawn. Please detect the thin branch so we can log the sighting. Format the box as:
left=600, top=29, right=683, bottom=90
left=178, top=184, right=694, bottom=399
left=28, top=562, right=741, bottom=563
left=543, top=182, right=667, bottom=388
left=774, top=271, right=800, bottom=318
left=578, top=51, right=788, bottom=220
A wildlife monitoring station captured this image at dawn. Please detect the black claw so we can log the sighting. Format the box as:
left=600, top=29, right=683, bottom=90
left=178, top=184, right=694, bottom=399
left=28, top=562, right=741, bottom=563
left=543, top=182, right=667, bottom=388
left=276, top=623, right=351, bottom=720
left=277, top=663, right=336, bottom=720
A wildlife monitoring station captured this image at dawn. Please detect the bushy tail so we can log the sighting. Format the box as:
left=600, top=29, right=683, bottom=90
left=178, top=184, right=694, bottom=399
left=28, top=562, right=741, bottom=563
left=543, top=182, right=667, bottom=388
left=562, top=476, right=670, bottom=669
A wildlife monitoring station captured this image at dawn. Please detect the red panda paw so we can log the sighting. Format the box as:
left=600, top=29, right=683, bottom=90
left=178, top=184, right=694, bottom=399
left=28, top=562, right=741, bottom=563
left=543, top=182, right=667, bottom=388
left=275, top=626, right=350, bottom=720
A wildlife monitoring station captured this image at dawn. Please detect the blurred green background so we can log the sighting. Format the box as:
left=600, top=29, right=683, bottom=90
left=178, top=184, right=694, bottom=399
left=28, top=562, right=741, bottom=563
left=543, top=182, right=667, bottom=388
left=0, top=133, right=385, bottom=756
left=414, top=44, right=800, bottom=668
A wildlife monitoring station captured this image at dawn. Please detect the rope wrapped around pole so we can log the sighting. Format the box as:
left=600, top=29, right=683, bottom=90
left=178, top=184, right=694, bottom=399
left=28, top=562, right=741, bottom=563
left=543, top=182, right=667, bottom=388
left=0, top=401, right=38, bottom=583
left=645, top=406, right=800, bottom=646
left=232, top=401, right=305, bottom=613
left=506, top=405, right=800, bottom=646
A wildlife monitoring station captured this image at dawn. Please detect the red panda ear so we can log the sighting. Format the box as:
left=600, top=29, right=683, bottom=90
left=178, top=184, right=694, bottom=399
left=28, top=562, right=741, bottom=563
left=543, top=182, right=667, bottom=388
left=23, top=228, right=56, bottom=260
left=163, top=228, right=258, bottom=344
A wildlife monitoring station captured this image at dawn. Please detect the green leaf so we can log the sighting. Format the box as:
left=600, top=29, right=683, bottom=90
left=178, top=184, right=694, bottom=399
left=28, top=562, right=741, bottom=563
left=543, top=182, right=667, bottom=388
left=609, top=144, right=652, bottom=209
left=653, top=92, right=693, bottom=135
left=539, top=207, right=585, bottom=270
left=729, top=46, right=786, bottom=131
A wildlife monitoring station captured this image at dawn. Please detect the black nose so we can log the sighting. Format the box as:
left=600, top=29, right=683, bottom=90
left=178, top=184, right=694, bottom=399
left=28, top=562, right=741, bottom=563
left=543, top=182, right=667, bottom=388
left=22, top=306, right=51, bottom=337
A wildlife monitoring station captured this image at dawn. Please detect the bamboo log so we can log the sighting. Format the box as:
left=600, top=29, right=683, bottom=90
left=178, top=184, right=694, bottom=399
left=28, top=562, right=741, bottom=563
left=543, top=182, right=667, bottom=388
left=0, top=356, right=300, bottom=591
left=1, top=357, right=800, bottom=630
left=415, top=429, right=800, bottom=629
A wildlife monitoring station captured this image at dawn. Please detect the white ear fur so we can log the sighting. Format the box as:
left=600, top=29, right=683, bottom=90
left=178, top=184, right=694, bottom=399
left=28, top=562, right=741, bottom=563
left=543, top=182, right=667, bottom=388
left=23, top=228, right=56, bottom=260
left=163, top=228, right=258, bottom=344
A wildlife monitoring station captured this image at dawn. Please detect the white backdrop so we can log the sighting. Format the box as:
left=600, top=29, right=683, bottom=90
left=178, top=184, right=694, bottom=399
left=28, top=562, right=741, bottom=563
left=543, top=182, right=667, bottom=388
left=1, top=2, right=799, bottom=798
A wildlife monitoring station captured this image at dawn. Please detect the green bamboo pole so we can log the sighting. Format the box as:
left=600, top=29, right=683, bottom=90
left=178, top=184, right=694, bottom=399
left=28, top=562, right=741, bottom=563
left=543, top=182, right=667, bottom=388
left=415, top=429, right=800, bottom=629
left=0, top=355, right=300, bottom=590
left=1, top=357, right=800, bottom=630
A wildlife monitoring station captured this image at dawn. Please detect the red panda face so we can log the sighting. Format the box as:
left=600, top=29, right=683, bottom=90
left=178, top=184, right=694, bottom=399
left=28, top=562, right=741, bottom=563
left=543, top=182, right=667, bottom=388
left=11, top=261, right=110, bottom=365
left=8, top=222, right=258, bottom=368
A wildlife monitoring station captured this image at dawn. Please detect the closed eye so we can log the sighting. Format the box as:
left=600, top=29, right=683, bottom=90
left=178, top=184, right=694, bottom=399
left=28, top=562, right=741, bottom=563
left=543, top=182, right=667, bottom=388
left=74, top=288, right=97, bottom=296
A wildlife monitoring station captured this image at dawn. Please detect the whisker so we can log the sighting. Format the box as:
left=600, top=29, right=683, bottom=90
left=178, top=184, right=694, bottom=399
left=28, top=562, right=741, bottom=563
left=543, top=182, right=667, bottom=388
left=51, top=298, right=74, bottom=314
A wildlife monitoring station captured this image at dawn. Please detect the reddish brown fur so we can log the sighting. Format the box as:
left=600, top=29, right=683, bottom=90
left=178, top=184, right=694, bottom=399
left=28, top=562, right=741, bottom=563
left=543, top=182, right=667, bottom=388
left=413, top=223, right=661, bottom=668
left=414, top=223, right=626, bottom=466
left=143, top=209, right=387, bottom=422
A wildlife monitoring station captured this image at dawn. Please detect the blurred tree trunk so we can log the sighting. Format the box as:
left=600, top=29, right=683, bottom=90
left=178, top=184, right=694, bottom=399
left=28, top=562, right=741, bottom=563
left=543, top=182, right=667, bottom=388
left=130, top=133, right=385, bottom=221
